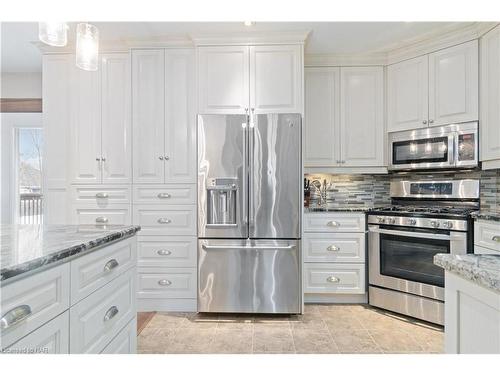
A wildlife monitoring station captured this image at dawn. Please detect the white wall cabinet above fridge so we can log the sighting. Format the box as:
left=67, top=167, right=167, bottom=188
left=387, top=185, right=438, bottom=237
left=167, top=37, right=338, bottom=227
left=387, top=40, right=478, bottom=133
left=304, top=66, right=385, bottom=170
left=197, top=45, right=303, bottom=114
left=132, top=49, right=196, bottom=184
left=69, top=53, right=131, bottom=184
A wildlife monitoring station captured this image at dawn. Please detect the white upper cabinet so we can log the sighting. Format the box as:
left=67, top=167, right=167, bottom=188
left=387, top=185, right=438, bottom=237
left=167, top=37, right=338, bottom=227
left=132, top=48, right=196, bottom=184
left=101, top=54, right=131, bottom=184
left=340, top=67, right=385, bottom=167
left=249, top=45, right=302, bottom=113
left=480, top=25, right=500, bottom=166
left=197, top=46, right=249, bottom=114
left=198, top=44, right=303, bottom=114
left=428, top=40, right=479, bottom=126
left=69, top=64, right=101, bottom=184
left=164, top=49, right=196, bottom=183
left=132, top=50, right=165, bottom=184
left=304, top=67, right=340, bottom=167
left=387, top=55, right=429, bottom=132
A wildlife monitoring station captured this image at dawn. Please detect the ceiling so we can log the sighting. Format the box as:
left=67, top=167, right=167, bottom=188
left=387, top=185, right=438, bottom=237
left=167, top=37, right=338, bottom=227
left=1, top=21, right=472, bottom=73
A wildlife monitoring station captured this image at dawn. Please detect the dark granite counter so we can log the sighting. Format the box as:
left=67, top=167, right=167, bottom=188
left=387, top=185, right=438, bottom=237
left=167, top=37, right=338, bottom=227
left=471, top=211, right=500, bottom=223
left=304, top=205, right=390, bottom=213
left=0, top=224, right=140, bottom=285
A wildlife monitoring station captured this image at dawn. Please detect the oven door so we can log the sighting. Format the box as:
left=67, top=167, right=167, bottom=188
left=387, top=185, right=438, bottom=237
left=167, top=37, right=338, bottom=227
left=368, top=225, right=467, bottom=301
left=389, top=134, right=454, bottom=170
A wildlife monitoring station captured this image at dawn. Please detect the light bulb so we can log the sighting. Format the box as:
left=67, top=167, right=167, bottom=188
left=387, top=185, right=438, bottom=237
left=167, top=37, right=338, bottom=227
left=76, top=23, right=99, bottom=71
left=38, top=22, right=68, bottom=47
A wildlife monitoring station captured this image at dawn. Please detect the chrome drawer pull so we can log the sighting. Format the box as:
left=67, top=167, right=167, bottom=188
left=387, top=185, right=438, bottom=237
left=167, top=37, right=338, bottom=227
left=103, top=259, right=119, bottom=272
left=95, top=192, right=109, bottom=199
left=492, top=236, right=500, bottom=243
left=327, top=245, right=340, bottom=252
left=157, top=193, right=171, bottom=199
left=0, top=305, right=32, bottom=330
left=157, top=249, right=172, bottom=256
left=103, top=306, right=119, bottom=322
left=157, top=218, right=171, bottom=224
left=326, top=276, right=340, bottom=283
left=95, top=216, right=109, bottom=224
left=327, top=221, right=340, bottom=227
left=158, top=279, right=172, bottom=286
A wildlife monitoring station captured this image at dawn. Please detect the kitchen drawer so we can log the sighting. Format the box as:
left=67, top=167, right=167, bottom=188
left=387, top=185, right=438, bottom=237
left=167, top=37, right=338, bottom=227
left=5, top=312, right=69, bottom=354
left=70, top=237, right=137, bottom=304
left=137, top=267, right=197, bottom=299
left=133, top=205, right=196, bottom=236
left=475, top=221, right=500, bottom=252
left=133, top=184, right=196, bottom=205
left=303, top=263, right=366, bottom=294
left=303, top=233, right=365, bottom=263
left=71, top=205, right=131, bottom=225
left=100, top=317, right=137, bottom=354
left=69, top=267, right=136, bottom=354
left=70, top=185, right=131, bottom=207
left=138, top=236, right=197, bottom=268
left=1, top=263, right=70, bottom=349
left=474, top=245, right=500, bottom=255
left=304, top=213, right=366, bottom=233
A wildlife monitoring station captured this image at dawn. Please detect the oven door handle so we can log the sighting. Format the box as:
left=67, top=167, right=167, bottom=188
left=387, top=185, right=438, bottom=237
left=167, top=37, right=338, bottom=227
left=368, top=227, right=451, bottom=241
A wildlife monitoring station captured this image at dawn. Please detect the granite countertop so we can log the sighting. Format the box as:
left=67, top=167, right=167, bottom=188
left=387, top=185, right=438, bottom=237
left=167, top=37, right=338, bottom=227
left=304, top=205, right=390, bottom=213
left=434, top=253, right=500, bottom=293
left=471, top=211, right=500, bottom=223
left=0, top=224, right=140, bottom=285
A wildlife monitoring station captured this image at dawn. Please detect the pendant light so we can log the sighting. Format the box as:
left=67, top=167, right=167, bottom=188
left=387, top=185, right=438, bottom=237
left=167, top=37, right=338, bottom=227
left=38, top=22, right=68, bottom=47
left=76, top=23, right=99, bottom=71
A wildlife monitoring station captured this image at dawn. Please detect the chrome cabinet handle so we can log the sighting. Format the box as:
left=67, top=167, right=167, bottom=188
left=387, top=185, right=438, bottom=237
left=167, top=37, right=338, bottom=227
left=95, top=157, right=101, bottom=162
left=157, top=218, right=171, bottom=224
left=492, top=236, right=500, bottom=243
left=423, top=120, right=428, bottom=125
left=159, top=156, right=164, bottom=160
left=327, top=221, right=340, bottom=227
left=158, top=279, right=172, bottom=286
left=429, top=119, right=434, bottom=124
left=157, top=249, right=172, bottom=256
left=157, top=193, right=171, bottom=199
left=103, top=306, right=119, bottom=322
left=326, top=276, right=340, bottom=283
left=103, top=259, right=119, bottom=272
left=101, top=157, right=106, bottom=162
left=95, top=216, right=109, bottom=224
left=95, top=192, right=109, bottom=199
left=0, top=305, right=32, bottom=330
left=164, top=156, right=170, bottom=161
left=327, top=245, right=340, bottom=252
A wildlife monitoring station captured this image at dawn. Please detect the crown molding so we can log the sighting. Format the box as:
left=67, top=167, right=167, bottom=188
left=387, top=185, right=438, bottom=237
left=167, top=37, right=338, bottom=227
left=191, top=30, right=310, bottom=46
left=305, top=52, right=387, bottom=67
left=32, top=40, right=131, bottom=54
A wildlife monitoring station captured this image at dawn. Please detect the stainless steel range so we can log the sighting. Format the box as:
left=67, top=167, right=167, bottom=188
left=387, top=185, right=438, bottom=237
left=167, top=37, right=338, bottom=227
left=368, top=179, right=479, bottom=325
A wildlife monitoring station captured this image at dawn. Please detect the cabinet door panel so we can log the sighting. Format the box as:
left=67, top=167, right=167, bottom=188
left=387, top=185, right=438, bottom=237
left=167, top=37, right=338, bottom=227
left=429, top=40, right=478, bottom=126
left=132, top=50, right=165, bottom=183
left=69, top=62, right=101, bottom=184
left=198, top=46, right=249, bottom=114
left=387, top=55, right=429, bottom=132
left=340, top=67, right=384, bottom=167
left=250, top=45, right=302, bottom=113
left=165, top=49, right=196, bottom=183
left=304, top=67, right=340, bottom=167
left=102, top=54, right=131, bottom=184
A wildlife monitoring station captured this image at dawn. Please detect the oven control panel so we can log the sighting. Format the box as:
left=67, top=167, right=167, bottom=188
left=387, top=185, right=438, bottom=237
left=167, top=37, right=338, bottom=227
left=367, top=215, right=467, bottom=231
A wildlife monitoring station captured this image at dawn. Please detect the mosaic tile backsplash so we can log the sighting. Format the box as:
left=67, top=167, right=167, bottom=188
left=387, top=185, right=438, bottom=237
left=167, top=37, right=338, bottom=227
left=305, top=169, right=500, bottom=212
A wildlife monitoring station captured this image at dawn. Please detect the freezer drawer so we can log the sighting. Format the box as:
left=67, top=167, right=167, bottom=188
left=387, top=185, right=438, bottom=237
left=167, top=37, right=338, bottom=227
left=198, top=239, right=301, bottom=314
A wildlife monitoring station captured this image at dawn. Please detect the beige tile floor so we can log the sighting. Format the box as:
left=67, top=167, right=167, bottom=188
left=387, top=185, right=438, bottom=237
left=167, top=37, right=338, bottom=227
left=137, top=304, right=443, bottom=354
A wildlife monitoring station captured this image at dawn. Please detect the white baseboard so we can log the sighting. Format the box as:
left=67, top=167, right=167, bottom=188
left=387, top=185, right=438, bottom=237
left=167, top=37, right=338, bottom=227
left=138, top=298, right=197, bottom=312
left=304, top=293, right=368, bottom=304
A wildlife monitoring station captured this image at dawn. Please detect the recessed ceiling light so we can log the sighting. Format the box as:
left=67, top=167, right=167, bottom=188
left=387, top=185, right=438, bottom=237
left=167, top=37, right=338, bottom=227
left=244, top=21, right=255, bottom=27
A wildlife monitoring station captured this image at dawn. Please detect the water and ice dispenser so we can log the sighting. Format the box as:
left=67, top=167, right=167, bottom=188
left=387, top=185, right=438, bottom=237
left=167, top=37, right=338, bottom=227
left=206, top=178, right=237, bottom=226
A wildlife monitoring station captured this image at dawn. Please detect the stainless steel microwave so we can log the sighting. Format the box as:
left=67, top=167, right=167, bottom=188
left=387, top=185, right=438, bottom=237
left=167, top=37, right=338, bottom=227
left=388, top=122, right=478, bottom=171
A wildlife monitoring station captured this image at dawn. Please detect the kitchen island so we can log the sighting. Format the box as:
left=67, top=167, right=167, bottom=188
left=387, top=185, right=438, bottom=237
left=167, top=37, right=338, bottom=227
left=434, top=253, right=500, bottom=354
left=1, top=224, right=140, bottom=354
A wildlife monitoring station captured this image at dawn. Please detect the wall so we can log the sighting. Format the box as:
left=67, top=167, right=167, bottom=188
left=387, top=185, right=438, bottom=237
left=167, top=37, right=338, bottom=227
left=0, top=72, right=42, bottom=98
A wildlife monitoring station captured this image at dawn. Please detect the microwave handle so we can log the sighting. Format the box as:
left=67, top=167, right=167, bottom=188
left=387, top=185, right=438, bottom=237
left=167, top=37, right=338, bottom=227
left=449, top=134, right=456, bottom=166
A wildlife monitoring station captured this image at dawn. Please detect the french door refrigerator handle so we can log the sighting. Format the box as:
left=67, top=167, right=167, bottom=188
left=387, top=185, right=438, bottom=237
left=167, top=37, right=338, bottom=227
left=201, top=244, right=296, bottom=251
left=242, top=117, right=248, bottom=225
left=249, top=117, right=255, bottom=229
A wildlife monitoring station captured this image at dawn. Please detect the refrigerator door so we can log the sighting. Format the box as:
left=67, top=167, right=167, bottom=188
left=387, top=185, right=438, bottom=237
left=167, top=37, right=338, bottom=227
left=249, top=114, right=301, bottom=239
left=198, top=239, right=301, bottom=313
left=198, top=115, right=248, bottom=238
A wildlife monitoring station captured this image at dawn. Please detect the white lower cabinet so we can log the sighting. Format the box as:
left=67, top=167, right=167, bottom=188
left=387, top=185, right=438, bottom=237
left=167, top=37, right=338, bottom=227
left=138, top=236, right=196, bottom=268
left=133, top=205, right=196, bottom=236
left=101, top=318, right=137, bottom=354
left=303, top=212, right=367, bottom=303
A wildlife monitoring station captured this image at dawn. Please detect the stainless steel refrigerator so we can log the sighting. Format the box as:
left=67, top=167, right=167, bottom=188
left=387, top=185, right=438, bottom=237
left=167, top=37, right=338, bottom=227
left=197, top=113, right=302, bottom=314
